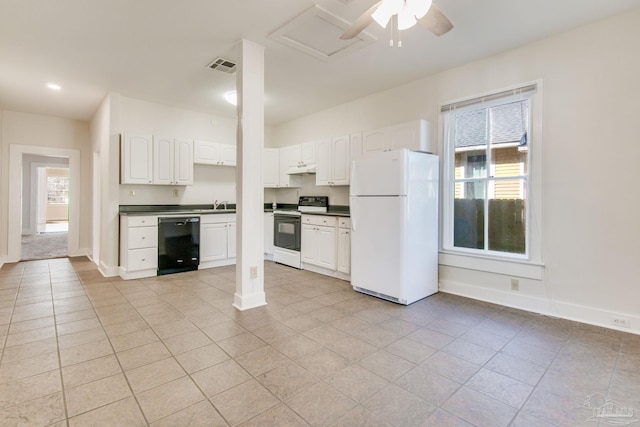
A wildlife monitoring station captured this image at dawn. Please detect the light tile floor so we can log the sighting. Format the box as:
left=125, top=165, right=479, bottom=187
left=1, top=257, right=639, bottom=426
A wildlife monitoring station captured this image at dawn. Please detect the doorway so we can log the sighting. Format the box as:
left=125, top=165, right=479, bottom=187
left=8, top=144, right=80, bottom=263
left=20, top=158, right=70, bottom=260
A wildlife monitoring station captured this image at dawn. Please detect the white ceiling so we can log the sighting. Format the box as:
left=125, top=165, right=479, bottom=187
left=1, top=0, right=639, bottom=125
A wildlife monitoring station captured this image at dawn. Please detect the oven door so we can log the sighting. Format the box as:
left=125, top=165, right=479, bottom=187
left=274, top=214, right=301, bottom=251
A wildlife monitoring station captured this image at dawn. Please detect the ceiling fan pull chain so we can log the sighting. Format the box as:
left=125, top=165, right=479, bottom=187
left=389, top=15, right=395, bottom=46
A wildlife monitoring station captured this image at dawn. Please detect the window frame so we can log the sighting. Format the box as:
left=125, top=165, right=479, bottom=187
left=439, top=81, right=544, bottom=279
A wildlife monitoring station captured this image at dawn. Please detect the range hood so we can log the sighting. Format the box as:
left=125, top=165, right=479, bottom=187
left=287, top=163, right=316, bottom=174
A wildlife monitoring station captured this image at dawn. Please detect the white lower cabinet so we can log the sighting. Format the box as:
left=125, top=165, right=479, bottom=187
left=301, top=215, right=337, bottom=271
left=200, top=214, right=236, bottom=268
left=337, top=218, right=351, bottom=275
left=119, top=215, right=158, bottom=279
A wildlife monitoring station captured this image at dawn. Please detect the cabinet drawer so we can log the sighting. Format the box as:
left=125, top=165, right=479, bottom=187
left=338, top=218, right=350, bottom=229
left=127, top=247, right=157, bottom=271
left=200, top=214, right=230, bottom=224
left=302, top=215, right=337, bottom=227
left=127, top=226, right=158, bottom=249
left=127, top=216, right=157, bottom=227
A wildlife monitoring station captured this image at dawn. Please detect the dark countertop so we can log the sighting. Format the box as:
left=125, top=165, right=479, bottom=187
left=119, top=204, right=349, bottom=217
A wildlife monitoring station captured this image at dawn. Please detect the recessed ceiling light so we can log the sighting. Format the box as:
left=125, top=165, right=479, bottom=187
left=46, top=83, right=61, bottom=90
left=224, top=91, right=237, bottom=106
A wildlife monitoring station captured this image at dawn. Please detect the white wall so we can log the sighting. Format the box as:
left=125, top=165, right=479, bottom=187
left=0, top=110, right=91, bottom=259
left=273, top=9, right=640, bottom=333
left=114, top=95, right=239, bottom=206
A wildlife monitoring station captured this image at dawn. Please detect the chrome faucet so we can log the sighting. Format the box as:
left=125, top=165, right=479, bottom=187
left=214, top=200, right=228, bottom=210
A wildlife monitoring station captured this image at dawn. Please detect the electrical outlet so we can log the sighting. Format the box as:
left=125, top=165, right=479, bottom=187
left=611, top=317, right=630, bottom=328
left=510, top=278, right=519, bottom=291
left=172, top=189, right=179, bottom=197
left=129, top=189, right=135, bottom=197
left=249, top=266, right=258, bottom=279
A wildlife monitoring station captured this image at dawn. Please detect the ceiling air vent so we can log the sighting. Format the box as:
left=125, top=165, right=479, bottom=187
left=207, top=57, right=237, bottom=74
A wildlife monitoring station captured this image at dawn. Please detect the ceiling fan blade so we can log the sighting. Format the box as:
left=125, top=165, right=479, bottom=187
left=340, top=0, right=384, bottom=40
left=418, top=3, right=453, bottom=36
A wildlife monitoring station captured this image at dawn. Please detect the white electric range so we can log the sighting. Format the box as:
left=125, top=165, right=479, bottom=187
left=273, top=196, right=328, bottom=268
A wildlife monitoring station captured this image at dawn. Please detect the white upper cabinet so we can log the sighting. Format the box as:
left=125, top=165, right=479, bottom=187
left=173, top=138, right=194, bottom=185
left=316, top=136, right=350, bottom=186
left=279, top=146, right=302, bottom=188
left=263, top=148, right=280, bottom=188
left=121, top=133, right=153, bottom=184
left=350, top=132, right=363, bottom=162
left=361, top=128, right=388, bottom=154
left=300, top=141, right=316, bottom=166
left=361, top=119, right=434, bottom=154
left=121, top=133, right=193, bottom=185
left=153, top=136, right=193, bottom=185
left=153, top=136, right=174, bottom=185
left=194, top=140, right=236, bottom=166
left=220, top=144, right=236, bottom=166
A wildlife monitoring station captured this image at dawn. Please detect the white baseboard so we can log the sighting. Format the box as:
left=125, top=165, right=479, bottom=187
left=99, top=262, right=120, bottom=278
left=302, top=263, right=351, bottom=282
left=199, top=258, right=236, bottom=270
left=69, top=247, right=90, bottom=258
left=439, top=279, right=640, bottom=336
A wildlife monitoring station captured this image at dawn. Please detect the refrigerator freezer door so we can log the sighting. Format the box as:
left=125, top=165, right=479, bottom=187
left=350, top=150, right=408, bottom=196
left=350, top=196, right=408, bottom=302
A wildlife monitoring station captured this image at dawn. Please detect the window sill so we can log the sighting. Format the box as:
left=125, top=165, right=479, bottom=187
left=438, top=251, right=544, bottom=280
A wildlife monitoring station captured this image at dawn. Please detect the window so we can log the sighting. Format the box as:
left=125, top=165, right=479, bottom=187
left=442, top=86, right=535, bottom=260
left=47, top=176, right=69, bottom=204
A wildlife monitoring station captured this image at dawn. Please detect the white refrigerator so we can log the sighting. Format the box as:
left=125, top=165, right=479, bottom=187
left=349, top=149, right=439, bottom=305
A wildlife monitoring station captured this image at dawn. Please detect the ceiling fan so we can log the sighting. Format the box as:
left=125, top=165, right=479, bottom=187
left=340, top=0, right=453, bottom=44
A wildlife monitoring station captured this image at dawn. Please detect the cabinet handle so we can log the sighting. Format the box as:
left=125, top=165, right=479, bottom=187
left=141, top=258, right=146, bottom=261
left=142, top=237, right=145, bottom=240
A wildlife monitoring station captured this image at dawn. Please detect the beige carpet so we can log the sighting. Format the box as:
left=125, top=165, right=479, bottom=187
left=21, top=232, right=68, bottom=260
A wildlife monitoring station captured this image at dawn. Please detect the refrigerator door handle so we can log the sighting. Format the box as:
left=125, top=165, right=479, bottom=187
left=350, top=197, right=356, bottom=231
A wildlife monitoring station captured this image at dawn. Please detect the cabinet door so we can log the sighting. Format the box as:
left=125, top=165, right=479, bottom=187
left=315, top=138, right=332, bottom=186
left=389, top=120, right=433, bottom=152
left=300, top=223, right=317, bottom=264
left=350, top=132, right=363, bottom=162
left=263, top=148, right=279, bottom=188
left=174, top=138, right=194, bottom=185
left=153, top=136, right=174, bottom=185
left=316, top=226, right=337, bottom=270
left=194, top=140, right=220, bottom=165
left=300, top=141, right=316, bottom=166
left=220, top=144, right=236, bottom=166
left=227, top=223, right=236, bottom=258
left=121, top=133, right=153, bottom=184
left=331, top=135, right=351, bottom=185
left=337, top=228, right=351, bottom=274
left=362, top=128, right=389, bottom=154
left=279, top=146, right=302, bottom=188
left=200, top=223, right=228, bottom=261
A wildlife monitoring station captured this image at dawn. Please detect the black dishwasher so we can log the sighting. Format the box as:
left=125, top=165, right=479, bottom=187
left=158, top=217, right=200, bottom=275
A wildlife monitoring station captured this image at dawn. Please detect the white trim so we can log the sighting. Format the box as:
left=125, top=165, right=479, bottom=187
left=8, top=144, right=81, bottom=262
left=439, top=79, right=544, bottom=274
left=100, top=262, right=120, bottom=278
left=233, top=291, right=267, bottom=311
left=439, top=279, right=640, bottom=336
left=439, top=252, right=544, bottom=280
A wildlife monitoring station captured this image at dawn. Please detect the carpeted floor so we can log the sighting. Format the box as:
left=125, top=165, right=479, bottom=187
left=21, top=231, right=68, bottom=260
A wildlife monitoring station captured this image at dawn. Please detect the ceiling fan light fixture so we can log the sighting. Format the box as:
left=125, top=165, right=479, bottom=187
left=407, top=0, right=432, bottom=19
left=372, top=0, right=403, bottom=28
left=397, top=6, right=417, bottom=30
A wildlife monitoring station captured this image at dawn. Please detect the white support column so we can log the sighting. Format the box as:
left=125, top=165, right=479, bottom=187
left=233, top=39, right=266, bottom=311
